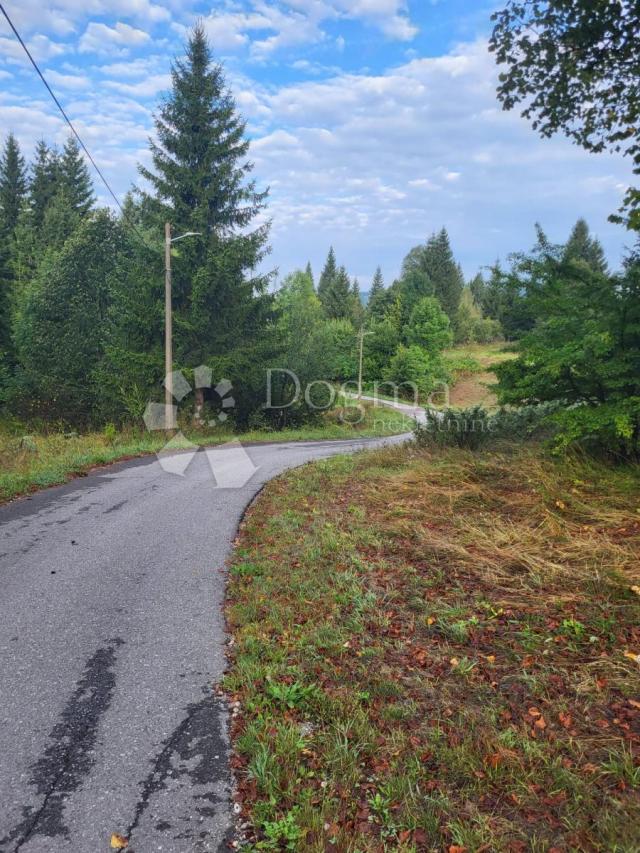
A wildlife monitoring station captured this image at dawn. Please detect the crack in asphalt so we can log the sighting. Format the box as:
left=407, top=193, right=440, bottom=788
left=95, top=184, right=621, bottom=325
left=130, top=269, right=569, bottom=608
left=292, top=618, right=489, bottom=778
left=0, top=638, right=124, bottom=852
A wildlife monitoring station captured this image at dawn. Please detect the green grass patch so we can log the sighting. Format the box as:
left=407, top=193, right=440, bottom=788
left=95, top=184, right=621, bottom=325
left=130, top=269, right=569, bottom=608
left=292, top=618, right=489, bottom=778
left=0, top=402, right=411, bottom=502
left=226, top=442, right=640, bottom=851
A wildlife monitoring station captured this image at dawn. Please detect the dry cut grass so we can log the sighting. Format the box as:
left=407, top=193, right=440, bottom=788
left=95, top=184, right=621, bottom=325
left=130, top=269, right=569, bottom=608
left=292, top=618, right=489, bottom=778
left=225, top=442, right=640, bottom=852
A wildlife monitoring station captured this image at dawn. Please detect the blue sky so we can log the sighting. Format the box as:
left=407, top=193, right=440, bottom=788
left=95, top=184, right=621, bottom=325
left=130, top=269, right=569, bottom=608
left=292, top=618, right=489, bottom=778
left=0, top=0, right=635, bottom=286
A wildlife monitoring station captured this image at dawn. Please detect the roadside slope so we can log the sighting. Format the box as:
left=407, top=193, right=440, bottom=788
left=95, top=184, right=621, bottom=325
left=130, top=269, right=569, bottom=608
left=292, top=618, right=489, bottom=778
left=226, top=443, right=640, bottom=852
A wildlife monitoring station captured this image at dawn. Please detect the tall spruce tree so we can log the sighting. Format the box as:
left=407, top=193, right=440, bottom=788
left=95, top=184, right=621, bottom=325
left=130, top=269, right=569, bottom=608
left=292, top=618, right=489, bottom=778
left=367, top=266, right=395, bottom=320
left=28, top=141, right=60, bottom=231
left=398, top=246, right=434, bottom=321
left=0, top=236, right=11, bottom=382
left=13, top=211, right=122, bottom=423
left=400, top=228, right=463, bottom=320
left=369, top=266, right=384, bottom=300
left=0, top=133, right=27, bottom=377
left=59, top=136, right=94, bottom=215
left=423, top=228, right=464, bottom=318
left=0, top=133, right=27, bottom=236
left=317, top=246, right=337, bottom=308
left=469, top=272, right=486, bottom=308
left=38, top=188, right=82, bottom=254
left=350, top=277, right=365, bottom=325
left=100, top=200, right=165, bottom=421
left=305, top=260, right=314, bottom=288
left=135, top=24, right=275, bottom=425
left=563, top=218, right=608, bottom=274
left=323, top=264, right=352, bottom=320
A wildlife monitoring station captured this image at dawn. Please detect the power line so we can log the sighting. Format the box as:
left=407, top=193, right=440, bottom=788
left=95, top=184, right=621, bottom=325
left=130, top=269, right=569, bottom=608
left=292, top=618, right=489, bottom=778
left=0, top=0, right=156, bottom=250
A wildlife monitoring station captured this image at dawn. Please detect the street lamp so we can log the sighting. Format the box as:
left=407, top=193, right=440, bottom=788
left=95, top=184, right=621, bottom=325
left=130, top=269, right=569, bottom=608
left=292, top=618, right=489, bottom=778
left=164, top=223, right=202, bottom=429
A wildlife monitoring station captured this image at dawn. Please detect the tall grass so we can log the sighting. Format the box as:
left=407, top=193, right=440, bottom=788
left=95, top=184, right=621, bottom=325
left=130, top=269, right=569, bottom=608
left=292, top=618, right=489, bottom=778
left=0, top=402, right=412, bottom=502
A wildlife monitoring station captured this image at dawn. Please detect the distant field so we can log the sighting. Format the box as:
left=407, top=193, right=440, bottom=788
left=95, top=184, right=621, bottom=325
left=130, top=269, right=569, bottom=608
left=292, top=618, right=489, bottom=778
left=444, top=340, right=516, bottom=410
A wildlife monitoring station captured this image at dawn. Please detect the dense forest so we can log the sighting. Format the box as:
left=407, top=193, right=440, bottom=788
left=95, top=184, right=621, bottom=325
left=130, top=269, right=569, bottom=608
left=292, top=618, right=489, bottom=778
left=0, top=24, right=638, bottom=457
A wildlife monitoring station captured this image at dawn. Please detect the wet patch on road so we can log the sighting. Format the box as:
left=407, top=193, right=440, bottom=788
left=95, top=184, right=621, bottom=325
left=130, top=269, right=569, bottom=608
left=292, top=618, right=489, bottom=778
left=125, top=690, right=232, bottom=851
left=0, top=638, right=124, bottom=851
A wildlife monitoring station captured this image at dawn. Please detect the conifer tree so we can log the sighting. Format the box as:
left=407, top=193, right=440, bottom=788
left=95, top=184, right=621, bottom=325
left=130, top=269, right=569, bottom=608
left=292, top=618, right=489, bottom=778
left=367, top=266, right=388, bottom=318
left=404, top=295, right=453, bottom=357
left=400, top=228, right=463, bottom=320
left=366, top=267, right=399, bottom=320
left=350, top=277, right=365, bottom=325
left=38, top=188, right=82, bottom=253
left=424, top=228, right=464, bottom=318
left=323, top=264, right=352, bottom=320
left=135, top=24, right=275, bottom=424
left=469, top=273, right=486, bottom=308
left=305, top=261, right=314, bottom=288
left=563, top=218, right=608, bottom=274
left=317, top=246, right=337, bottom=307
left=0, top=133, right=27, bottom=377
left=370, top=266, right=384, bottom=299
left=28, top=141, right=60, bottom=231
left=100, top=206, right=164, bottom=420
left=0, top=237, right=11, bottom=379
left=59, top=136, right=94, bottom=215
left=14, top=211, right=121, bottom=423
left=0, top=133, right=27, bottom=236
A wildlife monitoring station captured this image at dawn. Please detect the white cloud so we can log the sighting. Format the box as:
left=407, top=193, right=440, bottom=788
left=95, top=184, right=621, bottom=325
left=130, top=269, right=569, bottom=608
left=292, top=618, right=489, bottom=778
left=199, top=0, right=416, bottom=57
left=5, top=0, right=170, bottom=35
left=104, top=73, right=171, bottom=97
left=0, top=11, right=632, bottom=284
left=201, top=4, right=325, bottom=57
left=409, top=178, right=437, bottom=190
left=244, top=38, right=633, bottom=278
left=98, top=56, right=164, bottom=78
left=0, top=33, right=68, bottom=64
left=46, top=69, right=91, bottom=90
left=79, top=22, right=151, bottom=54
left=335, top=0, right=417, bottom=39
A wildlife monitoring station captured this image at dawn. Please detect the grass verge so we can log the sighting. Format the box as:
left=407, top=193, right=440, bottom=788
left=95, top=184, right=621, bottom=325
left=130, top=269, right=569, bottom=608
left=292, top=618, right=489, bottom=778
left=225, top=442, right=640, bottom=852
left=0, top=402, right=411, bottom=503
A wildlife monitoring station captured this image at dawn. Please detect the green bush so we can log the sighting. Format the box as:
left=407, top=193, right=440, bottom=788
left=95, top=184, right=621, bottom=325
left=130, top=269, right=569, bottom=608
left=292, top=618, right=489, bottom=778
left=415, top=405, right=490, bottom=449
left=550, top=398, right=640, bottom=460
left=414, top=402, right=563, bottom=450
left=490, top=401, right=563, bottom=440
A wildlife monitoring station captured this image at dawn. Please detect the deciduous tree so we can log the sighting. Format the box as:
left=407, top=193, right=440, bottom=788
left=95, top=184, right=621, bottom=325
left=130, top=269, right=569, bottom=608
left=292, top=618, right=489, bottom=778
left=490, top=1, right=640, bottom=229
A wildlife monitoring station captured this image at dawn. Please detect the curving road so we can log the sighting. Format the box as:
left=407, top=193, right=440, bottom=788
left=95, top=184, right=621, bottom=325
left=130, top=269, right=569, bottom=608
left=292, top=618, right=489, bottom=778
left=0, top=434, right=409, bottom=853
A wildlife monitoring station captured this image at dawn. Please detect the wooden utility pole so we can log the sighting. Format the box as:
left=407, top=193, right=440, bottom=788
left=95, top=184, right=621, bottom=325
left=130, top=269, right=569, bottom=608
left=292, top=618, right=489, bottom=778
left=164, top=222, right=173, bottom=430
left=357, top=326, right=372, bottom=399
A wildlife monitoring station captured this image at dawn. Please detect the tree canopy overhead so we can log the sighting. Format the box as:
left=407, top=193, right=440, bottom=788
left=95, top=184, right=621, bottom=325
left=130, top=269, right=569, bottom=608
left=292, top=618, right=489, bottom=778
left=489, top=0, right=640, bottom=230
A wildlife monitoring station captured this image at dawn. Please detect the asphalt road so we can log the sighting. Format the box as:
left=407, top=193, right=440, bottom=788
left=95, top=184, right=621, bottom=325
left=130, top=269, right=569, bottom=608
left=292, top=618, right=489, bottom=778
left=0, top=434, right=408, bottom=853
